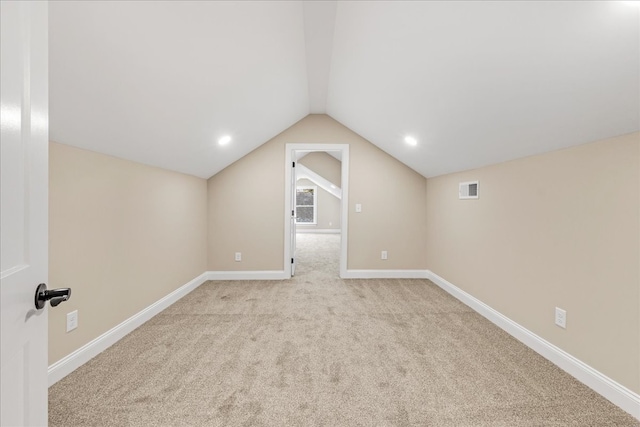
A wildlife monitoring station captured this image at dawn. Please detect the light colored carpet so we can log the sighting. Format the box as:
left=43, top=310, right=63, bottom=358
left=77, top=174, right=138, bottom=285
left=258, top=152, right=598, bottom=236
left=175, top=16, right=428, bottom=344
left=49, top=234, right=639, bottom=426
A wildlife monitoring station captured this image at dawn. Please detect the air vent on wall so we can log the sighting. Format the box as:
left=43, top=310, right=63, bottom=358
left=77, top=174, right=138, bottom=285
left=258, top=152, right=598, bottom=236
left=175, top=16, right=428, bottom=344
left=459, top=181, right=479, bottom=199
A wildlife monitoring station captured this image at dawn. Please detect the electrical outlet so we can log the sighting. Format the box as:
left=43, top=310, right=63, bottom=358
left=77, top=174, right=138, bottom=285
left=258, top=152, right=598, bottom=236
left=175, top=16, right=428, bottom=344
left=555, top=307, right=566, bottom=329
left=66, top=310, right=78, bottom=332
left=381, top=250, right=388, bottom=260
left=235, top=252, right=242, bottom=262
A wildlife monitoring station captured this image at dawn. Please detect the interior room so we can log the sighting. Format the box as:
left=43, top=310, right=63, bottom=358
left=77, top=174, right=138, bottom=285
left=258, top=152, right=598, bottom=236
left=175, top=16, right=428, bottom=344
left=1, top=1, right=638, bottom=425
left=293, top=150, right=343, bottom=276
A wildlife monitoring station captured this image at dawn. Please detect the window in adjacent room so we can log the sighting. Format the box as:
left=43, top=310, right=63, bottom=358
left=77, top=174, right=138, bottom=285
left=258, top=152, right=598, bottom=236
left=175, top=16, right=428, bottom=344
left=295, top=186, right=317, bottom=224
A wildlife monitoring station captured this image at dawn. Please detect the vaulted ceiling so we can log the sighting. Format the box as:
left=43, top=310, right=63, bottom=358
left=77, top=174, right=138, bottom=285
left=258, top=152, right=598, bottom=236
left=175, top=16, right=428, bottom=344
left=49, top=1, right=639, bottom=179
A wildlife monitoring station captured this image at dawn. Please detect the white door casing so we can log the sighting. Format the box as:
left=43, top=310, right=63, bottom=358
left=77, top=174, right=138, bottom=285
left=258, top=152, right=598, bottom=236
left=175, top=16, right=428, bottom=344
left=1, top=1, right=49, bottom=425
left=290, top=160, right=297, bottom=276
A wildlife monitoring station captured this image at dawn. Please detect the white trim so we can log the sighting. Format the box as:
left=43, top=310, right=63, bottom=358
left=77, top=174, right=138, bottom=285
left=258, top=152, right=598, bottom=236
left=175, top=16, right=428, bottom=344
left=343, top=269, right=429, bottom=279
left=426, top=270, right=640, bottom=421
left=205, top=270, right=288, bottom=281
left=48, top=272, right=209, bottom=386
left=285, top=144, right=349, bottom=279
left=339, top=148, right=349, bottom=279
left=296, top=228, right=340, bottom=234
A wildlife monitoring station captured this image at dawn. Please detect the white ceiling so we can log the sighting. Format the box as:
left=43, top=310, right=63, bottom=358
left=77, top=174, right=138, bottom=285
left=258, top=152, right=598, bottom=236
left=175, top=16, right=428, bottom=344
left=49, top=1, right=639, bottom=179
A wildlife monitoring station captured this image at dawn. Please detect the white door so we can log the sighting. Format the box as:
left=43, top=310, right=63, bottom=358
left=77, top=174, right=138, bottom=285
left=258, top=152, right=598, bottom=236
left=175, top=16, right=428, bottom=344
left=290, top=159, right=297, bottom=276
left=1, top=1, right=50, bottom=425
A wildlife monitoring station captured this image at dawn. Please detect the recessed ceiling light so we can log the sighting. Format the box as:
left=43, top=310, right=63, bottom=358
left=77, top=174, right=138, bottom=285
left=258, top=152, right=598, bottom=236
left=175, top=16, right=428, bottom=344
left=405, top=136, right=418, bottom=146
left=218, top=135, right=231, bottom=146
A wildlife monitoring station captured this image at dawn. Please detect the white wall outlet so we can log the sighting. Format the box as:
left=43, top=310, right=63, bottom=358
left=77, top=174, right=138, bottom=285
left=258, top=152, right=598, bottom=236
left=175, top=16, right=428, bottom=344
left=235, top=252, right=242, bottom=262
left=355, top=203, right=362, bottom=213
left=555, top=307, right=566, bottom=329
left=66, top=310, right=78, bottom=332
left=381, top=250, right=388, bottom=260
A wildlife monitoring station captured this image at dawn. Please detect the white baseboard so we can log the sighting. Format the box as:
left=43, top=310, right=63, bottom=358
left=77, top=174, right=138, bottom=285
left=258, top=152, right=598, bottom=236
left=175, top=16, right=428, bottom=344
left=47, top=272, right=210, bottom=386
left=206, top=270, right=288, bottom=280
left=426, top=270, right=640, bottom=421
left=342, top=269, right=429, bottom=279
left=296, top=229, right=340, bottom=234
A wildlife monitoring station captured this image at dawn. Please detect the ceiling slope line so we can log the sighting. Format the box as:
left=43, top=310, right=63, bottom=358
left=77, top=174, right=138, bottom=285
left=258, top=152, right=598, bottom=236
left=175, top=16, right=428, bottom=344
left=302, top=1, right=338, bottom=114
left=296, top=163, right=341, bottom=199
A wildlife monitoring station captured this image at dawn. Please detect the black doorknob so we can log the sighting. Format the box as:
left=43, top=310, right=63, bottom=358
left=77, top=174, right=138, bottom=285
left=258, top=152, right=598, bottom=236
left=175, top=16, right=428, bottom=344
left=34, top=283, right=71, bottom=310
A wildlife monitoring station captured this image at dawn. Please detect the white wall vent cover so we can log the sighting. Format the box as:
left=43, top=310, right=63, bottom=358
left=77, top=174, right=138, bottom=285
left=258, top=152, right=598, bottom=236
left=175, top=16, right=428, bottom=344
left=459, top=181, right=479, bottom=199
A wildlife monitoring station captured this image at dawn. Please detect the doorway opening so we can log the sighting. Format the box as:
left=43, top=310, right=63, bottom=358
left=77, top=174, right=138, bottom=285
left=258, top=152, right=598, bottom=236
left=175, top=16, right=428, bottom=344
left=284, top=144, right=349, bottom=279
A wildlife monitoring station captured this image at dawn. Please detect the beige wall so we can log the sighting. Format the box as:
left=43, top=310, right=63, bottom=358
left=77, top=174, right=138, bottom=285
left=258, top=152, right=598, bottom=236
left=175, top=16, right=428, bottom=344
left=297, top=152, right=342, bottom=231
left=299, top=151, right=342, bottom=186
left=49, top=142, right=207, bottom=364
left=207, top=114, right=427, bottom=271
left=426, top=132, right=640, bottom=393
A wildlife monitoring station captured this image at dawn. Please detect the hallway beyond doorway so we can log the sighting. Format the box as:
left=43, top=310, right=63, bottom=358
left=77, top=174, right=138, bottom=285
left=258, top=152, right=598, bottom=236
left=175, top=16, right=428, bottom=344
left=295, top=233, right=340, bottom=278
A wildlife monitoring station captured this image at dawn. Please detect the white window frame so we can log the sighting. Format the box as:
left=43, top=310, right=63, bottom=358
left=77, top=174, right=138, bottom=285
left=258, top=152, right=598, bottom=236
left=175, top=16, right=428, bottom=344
left=295, top=185, right=318, bottom=225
